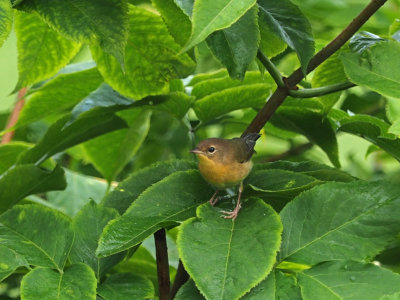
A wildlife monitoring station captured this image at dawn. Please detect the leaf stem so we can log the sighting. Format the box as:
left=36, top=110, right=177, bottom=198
left=257, top=50, right=285, bottom=88
left=289, top=82, right=356, bottom=98
left=1, top=88, right=27, bottom=144
left=154, top=229, right=171, bottom=300
left=242, top=0, right=388, bottom=136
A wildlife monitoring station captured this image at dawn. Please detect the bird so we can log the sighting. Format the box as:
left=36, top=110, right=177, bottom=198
left=190, top=133, right=261, bottom=220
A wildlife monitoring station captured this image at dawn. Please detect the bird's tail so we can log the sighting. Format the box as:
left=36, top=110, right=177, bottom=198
left=241, top=133, right=261, bottom=159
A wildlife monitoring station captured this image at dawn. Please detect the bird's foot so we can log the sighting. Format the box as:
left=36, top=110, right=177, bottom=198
left=209, top=190, right=219, bottom=206
left=210, top=197, right=219, bottom=206
left=221, top=203, right=241, bottom=221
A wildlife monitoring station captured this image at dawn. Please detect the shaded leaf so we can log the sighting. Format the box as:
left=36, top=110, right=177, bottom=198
left=0, top=204, right=74, bottom=270
left=258, top=20, right=286, bottom=59
left=102, top=159, right=196, bottom=214
left=14, top=10, right=81, bottom=91
left=20, top=263, right=96, bottom=300
left=0, top=165, right=66, bottom=213
left=17, top=67, right=102, bottom=128
left=69, top=202, right=124, bottom=278
left=148, top=92, right=194, bottom=118
left=330, top=110, right=400, bottom=161
left=18, top=108, right=127, bottom=165
left=312, top=53, right=347, bottom=113
left=206, top=5, right=260, bottom=80
left=298, top=261, right=400, bottom=300
left=0, top=245, right=28, bottom=282
left=181, top=0, right=257, bottom=52
left=27, top=0, right=129, bottom=67
left=177, top=199, right=282, bottom=300
left=279, top=181, right=400, bottom=265
left=46, top=169, right=107, bottom=217
left=97, top=170, right=213, bottom=257
left=175, top=280, right=205, bottom=300
left=97, top=273, right=154, bottom=300
left=83, top=109, right=151, bottom=181
left=340, top=41, right=400, bottom=99
left=272, top=100, right=340, bottom=167
left=92, top=6, right=195, bottom=99
left=0, top=0, right=13, bottom=48
left=0, top=142, right=31, bottom=174
left=258, top=0, right=314, bottom=74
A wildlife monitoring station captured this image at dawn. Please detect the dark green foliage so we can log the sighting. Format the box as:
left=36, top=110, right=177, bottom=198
left=0, top=1, right=399, bottom=299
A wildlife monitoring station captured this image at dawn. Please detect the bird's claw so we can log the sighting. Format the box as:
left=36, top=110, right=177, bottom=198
left=220, top=203, right=241, bottom=221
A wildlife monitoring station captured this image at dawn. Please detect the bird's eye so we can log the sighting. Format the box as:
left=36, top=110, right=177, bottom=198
left=208, top=146, right=215, bottom=153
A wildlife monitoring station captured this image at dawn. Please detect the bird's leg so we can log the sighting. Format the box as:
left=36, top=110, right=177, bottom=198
left=222, top=181, right=243, bottom=220
left=209, top=190, right=219, bottom=206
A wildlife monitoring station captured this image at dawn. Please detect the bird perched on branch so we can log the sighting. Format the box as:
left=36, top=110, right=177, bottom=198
left=190, top=133, right=261, bottom=220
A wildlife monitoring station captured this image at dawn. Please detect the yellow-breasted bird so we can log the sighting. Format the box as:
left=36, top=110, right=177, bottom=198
left=190, top=133, right=261, bottom=220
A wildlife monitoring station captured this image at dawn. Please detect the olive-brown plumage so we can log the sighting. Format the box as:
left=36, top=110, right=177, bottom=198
left=191, top=133, right=260, bottom=220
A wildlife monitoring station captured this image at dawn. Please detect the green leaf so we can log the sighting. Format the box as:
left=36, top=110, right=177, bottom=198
left=149, top=92, right=194, bottom=119
left=102, top=159, right=196, bottom=214
left=20, top=263, right=96, bottom=300
left=241, top=272, right=275, bottom=299
left=312, top=53, right=347, bottom=113
left=91, top=6, right=195, bottom=99
left=272, top=100, right=340, bottom=167
left=0, top=204, right=74, bottom=270
left=298, top=261, right=400, bottom=300
left=330, top=111, right=400, bottom=161
left=26, top=0, right=128, bottom=68
left=181, top=0, right=256, bottom=52
left=97, top=273, right=154, bottom=300
left=206, top=5, right=260, bottom=80
left=16, top=67, right=103, bottom=128
left=0, top=0, right=12, bottom=48
left=14, top=10, right=81, bottom=91
left=279, top=181, right=400, bottom=265
left=389, top=119, right=400, bottom=136
left=46, top=169, right=108, bottom=217
left=258, top=0, right=314, bottom=74
left=349, top=31, right=386, bottom=53
left=83, top=109, right=151, bottom=181
left=258, top=20, right=286, bottom=59
left=69, top=202, right=124, bottom=278
left=175, top=280, right=205, bottom=300
left=246, top=169, right=320, bottom=210
left=0, top=245, right=28, bottom=282
left=192, top=71, right=274, bottom=121
left=177, top=199, right=282, bottom=300
left=0, top=165, right=66, bottom=213
left=340, top=41, right=400, bottom=99
left=0, top=142, right=31, bottom=174
left=152, top=0, right=191, bottom=46
left=97, top=170, right=213, bottom=257
left=18, top=108, right=127, bottom=165
left=253, top=160, right=355, bottom=182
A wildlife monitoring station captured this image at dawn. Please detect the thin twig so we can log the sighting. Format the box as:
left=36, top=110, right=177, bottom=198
left=242, top=0, right=388, bottom=136
left=154, top=229, right=171, bottom=300
left=1, top=88, right=27, bottom=144
left=170, top=260, right=189, bottom=299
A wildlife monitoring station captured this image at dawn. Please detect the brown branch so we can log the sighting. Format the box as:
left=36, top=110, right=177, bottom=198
left=154, top=229, right=171, bottom=300
left=170, top=260, right=189, bottom=299
left=242, top=0, right=388, bottom=136
left=1, top=88, right=27, bottom=144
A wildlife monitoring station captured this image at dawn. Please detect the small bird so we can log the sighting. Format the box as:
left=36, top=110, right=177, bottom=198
left=190, top=133, right=261, bottom=220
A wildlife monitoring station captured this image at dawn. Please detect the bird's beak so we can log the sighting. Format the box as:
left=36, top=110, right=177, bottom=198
left=190, top=148, right=203, bottom=155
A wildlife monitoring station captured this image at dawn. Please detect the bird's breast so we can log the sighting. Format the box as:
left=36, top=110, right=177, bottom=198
left=197, top=155, right=253, bottom=189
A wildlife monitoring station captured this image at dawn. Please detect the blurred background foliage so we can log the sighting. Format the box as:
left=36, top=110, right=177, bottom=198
left=0, top=0, right=399, bottom=185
